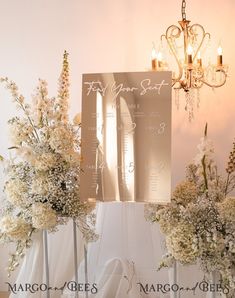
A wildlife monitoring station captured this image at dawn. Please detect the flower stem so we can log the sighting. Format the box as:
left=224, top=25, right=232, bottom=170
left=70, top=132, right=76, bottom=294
left=202, top=155, right=208, bottom=192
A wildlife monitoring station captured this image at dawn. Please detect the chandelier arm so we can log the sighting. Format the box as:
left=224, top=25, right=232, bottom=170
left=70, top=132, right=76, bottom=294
left=161, top=34, right=177, bottom=87
left=165, top=25, right=183, bottom=84
left=189, top=24, right=210, bottom=62
left=201, top=70, right=227, bottom=88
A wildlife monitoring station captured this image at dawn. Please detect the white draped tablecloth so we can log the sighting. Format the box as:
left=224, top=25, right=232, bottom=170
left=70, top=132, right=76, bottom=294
left=8, top=203, right=213, bottom=298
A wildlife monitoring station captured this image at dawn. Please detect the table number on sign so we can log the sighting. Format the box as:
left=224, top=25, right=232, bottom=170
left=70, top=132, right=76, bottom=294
left=80, top=71, right=172, bottom=203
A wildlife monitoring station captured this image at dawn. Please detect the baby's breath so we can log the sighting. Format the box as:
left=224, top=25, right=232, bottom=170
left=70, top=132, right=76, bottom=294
left=145, top=131, right=235, bottom=294
left=0, top=51, right=98, bottom=275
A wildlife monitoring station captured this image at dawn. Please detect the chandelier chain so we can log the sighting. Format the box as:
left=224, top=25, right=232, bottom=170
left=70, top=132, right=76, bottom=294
left=181, top=0, right=187, bottom=20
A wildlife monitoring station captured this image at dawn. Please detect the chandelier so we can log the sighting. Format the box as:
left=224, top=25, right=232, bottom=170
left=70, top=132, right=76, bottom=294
left=151, top=0, right=228, bottom=120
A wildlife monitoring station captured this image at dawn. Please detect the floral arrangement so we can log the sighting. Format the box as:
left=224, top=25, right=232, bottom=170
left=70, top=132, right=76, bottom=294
left=0, top=51, right=97, bottom=276
left=145, top=125, right=235, bottom=295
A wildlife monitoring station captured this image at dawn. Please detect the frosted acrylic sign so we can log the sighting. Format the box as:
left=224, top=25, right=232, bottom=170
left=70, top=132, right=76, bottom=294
left=80, top=71, right=172, bottom=203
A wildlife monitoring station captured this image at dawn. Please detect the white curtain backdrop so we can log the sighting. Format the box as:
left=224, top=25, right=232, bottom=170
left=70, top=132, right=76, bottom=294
left=8, top=203, right=209, bottom=298
left=9, top=221, right=85, bottom=298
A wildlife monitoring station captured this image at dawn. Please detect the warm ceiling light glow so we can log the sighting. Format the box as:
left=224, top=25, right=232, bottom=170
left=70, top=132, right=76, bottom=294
left=156, top=0, right=228, bottom=120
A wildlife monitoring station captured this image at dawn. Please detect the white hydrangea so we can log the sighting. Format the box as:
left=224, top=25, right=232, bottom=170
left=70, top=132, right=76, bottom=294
left=49, top=126, right=74, bottom=154
left=0, top=216, right=31, bottom=240
left=166, top=223, right=199, bottom=264
left=31, top=203, right=57, bottom=230
left=31, top=176, right=50, bottom=196
left=32, top=152, right=57, bottom=171
left=5, top=179, right=28, bottom=207
left=172, top=181, right=198, bottom=205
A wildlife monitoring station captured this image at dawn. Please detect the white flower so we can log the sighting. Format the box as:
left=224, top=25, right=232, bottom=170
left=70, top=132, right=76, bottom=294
left=8, top=118, right=33, bottom=146
left=144, top=203, right=158, bottom=223
left=0, top=216, right=31, bottom=240
left=0, top=53, right=98, bottom=277
left=156, top=206, right=181, bottom=235
left=5, top=179, right=28, bottom=207
left=31, top=203, right=57, bottom=230
left=173, top=181, right=197, bottom=205
left=166, top=223, right=199, bottom=264
left=49, top=126, right=74, bottom=154
left=32, top=152, right=57, bottom=171
left=194, top=136, right=214, bottom=165
left=32, top=80, right=56, bottom=126
left=56, top=51, right=69, bottom=123
left=31, top=176, right=50, bottom=196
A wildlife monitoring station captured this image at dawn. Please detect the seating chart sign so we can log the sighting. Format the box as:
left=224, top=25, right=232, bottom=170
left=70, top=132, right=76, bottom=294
left=80, top=71, right=172, bottom=203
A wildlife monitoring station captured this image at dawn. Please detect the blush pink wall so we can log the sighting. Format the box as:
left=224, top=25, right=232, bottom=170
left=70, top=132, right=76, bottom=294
left=0, top=0, right=234, bottom=288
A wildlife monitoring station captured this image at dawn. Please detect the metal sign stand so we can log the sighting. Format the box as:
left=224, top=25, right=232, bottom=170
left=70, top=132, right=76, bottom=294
left=173, top=260, right=178, bottom=298
left=210, top=272, right=216, bottom=298
left=84, top=244, right=89, bottom=298
left=73, top=219, right=79, bottom=298
left=42, top=221, right=89, bottom=298
left=43, top=230, right=50, bottom=298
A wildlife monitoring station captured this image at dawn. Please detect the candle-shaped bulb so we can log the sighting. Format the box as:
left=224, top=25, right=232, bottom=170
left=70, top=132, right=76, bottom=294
left=157, top=51, right=163, bottom=68
left=197, top=51, right=202, bottom=67
left=217, top=46, right=223, bottom=56
left=187, top=44, right=193, bottom=66
left=151, top=45, right=157, bottom=70
left=187, top=44, right=193, bottom=55
left=157, top=51, right=162, bottom=61
left=152, top=46, right=157, bottom=59
left=217, top=45, right=223, bottom=66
